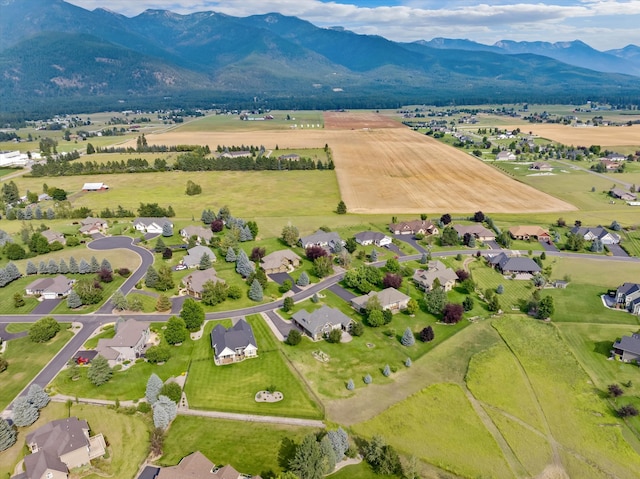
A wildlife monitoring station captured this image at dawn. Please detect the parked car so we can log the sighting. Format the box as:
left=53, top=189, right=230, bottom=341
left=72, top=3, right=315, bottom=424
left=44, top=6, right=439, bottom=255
left=175, top=264, right=187, bottom=271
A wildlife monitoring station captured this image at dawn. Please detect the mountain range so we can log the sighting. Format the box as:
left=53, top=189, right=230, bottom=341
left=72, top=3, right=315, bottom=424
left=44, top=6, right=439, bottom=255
left=1, top=0, right=640, bottom=117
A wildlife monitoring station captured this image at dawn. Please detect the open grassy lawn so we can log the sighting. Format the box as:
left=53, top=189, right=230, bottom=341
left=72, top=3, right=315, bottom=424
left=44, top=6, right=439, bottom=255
left=161, top=415, right=319, bottom=478
left=469, top=261, right=536, bottom=310
left=172, top=111, right=324, bottom=132
left=0, top=325, right=73, bottom=410
left=494, top=316, right=640, bottom=478
left=549, top=256, right=640, bottom=286
left=353, top=383, right=513, bottom=479
left=51, top=323, right=193, bottom=400
left=50, top=275, right=127, bottom=314
left=0, top=277, right=40, bottom=313
left=83, top=324, right=115, bottom=349
left=0, top=167, right=20, bottom=178
left=184, top=316, right=322, bottom=419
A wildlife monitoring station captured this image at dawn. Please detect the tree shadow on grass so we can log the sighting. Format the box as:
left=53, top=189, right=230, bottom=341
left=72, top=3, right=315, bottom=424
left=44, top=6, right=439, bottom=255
left=278, top=437, right=297, bottom=471
left=593, top=340, right=614, bottom=358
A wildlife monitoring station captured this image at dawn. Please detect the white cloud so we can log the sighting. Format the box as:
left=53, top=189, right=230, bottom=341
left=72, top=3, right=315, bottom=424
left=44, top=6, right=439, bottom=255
left=64, top=0, right=640, bottom=49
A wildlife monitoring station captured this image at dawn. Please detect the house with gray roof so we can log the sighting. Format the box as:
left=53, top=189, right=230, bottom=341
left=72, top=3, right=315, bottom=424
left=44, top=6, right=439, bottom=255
left=354, top=231, right=392, bottom=247
left=133, top=217, right=173, bottom=235
left=182, top=269, right=225, bottom=299
left=41, top=229, right=66, bottom=245
left=351, top=287, right=411, bottom=313
left=388, top=220, right=438, bottom=236
left=157, top=451, right=262, bottom=479
left=413, top=261, right=458, bottom=292
left=615, top=283, right=640, bottom=315
left=291, top=305, right=354, bottom=341
left=569, top=225, right=620, bottom=245
left=95, top=319, right=150, bottom=366
left=79, top=217, right=107, bottom=235
left=453, top=224, right=496, bottom=241
left=487, top=253, right=541, bottom=275
left=609, top=188, right=637, bottom=202
left=182, top=245, right=217, bottom=269
left=260, top=249, right=301, bottom=274
left=179, top=225, right=214, bottom=244
left=210, top=318, right=258, bottom=366
left=299, top=230, right=344, bottom=252
left=13, top=417, right=106, bottom=479
left=612, top=333, right=640, bottom=363
left=25, top=275, right=74, bottom=300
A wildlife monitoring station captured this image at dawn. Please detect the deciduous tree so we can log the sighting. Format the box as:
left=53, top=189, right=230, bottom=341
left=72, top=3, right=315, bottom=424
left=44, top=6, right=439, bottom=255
left=281, top=224, right=299, bottom=247
left=29, top=317, right=60, bottom=342
left=165, top=316, right=188, bottom=345
left=180, top=298, right=205, bottom=332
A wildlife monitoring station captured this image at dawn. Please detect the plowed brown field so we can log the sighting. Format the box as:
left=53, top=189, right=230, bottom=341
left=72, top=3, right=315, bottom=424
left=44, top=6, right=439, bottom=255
left=505, top=124, right=640, bottom=147
left=126, top=113, right=575, bottom=214
left=324, top=111, right=400, bottom=129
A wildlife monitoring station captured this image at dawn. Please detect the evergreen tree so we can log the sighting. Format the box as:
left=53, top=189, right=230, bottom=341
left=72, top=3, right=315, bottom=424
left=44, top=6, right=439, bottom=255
left=12, top=397, right=39, bottom=427
left=78, top=259, right=91, bottom=274
left=296, top=271, right=310, bottom=286
left=164, top=316, right=188, bottom=345
left=248, top=279, right=263, bottom=301
left=401, top=327, right=415, bottom=346
left=162, top=222, right=173, bottom=237
left=327, top=428, right=349, bottom=460
left=145, top=266, right=159, bottom=288
left=58, top=259, right=69, bottom=274
left=405, top=357, right=412, bottom=367
left=68, top=256, right=79, bottom=274
left=154, top=237, right=166, bottom=253
left=420, top=252, right=428, bottom=264
left=146, top=373, right=163, bottom=404
left=283, top=296, right=294, bottom=312
left=370, top=249, right=378, bottom=262
left=239, top=225, right=253, bottom=242
left=34, top=206, right=42, bottom=220
left=155, top=265, right=175, bottom=291
left=26, top=384, right=50, bottom=409
left=90, top=256, right=100, bottom=273
left=289, top=435, right=327, bottom=479
left=47, top=259, right=58, bottom=274
left=364, top=374, right=372, bottom=384
left=336, top=200, right=347, bottom=214
left=46, top=208, right=55, bottom=220
left=38, top=260, right=47, bottom=274
left=26, top=261, right=37, bottom=275
left=180, top=298, right=205, bottom=332
left=235, top=249, right=255, bottom=277
left=87, top=355, right=112, bottom=386
left=320, top=435, right=337, bottom=473
left=346, top=379, right=355, bottom=390
left=5, top=262, right=20, bottom=281
left=0, top=417, right=17, bottom=451
left=382, top=364, right=391, bottom=377
left=199, top=252, right=212, bottom=270
left=153, top=395, right=177, bottom=429
left=246, top=220, right=259, bottom=239
left=225, top=247, right=237, bottom=262
left=155, top=294, right=172, bottom=312
left=111, top=291, right=128, bottom=311
left=67, top=290, right=82, bottom=309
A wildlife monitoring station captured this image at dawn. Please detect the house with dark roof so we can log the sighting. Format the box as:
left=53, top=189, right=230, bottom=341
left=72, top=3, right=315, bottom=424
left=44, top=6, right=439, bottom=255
left=133, top=217, right=173, bottom=235
left=156, top=451, right=262, bottom=479
left=487, top=253, right=541, bottom=275
left=615, top=283, right=640, bottom=315
left=79, top=217, right=107, bottom=235
left=412, top=261, right=458, bottom=291
left=569, top=225, right=620, bottom=245
left=388, top=220, right=438, bottom=236
left=530, top=162, right=553, bottom=172
left=182, top=245, right=217, bottom=269
left=610, top=188, right=637, bottom=202
left=12, top=417, right=106, bottom=479
left=351, top=288, right=411, bottom=313
left=182, top=269, right=225, bottom=299
left=354, top=231, right=392, bottom=247
left=25, top=275, right=74, bottom=300
left=210, top=318, right=258, bottom=365
left=299, top=230, right=344, bottom=252
left=291, top=305, right=354, bottom=341
left=179, top=225, right=214, bottom=244
left=612, top=333, right=640, bottom=363
left=41, top=229, right=66, bottom=245
left=95, top=319, right=150, bottom=366
left=260, top=249, right=301, bottom=274
left=453, top=224, right=496, bottom=242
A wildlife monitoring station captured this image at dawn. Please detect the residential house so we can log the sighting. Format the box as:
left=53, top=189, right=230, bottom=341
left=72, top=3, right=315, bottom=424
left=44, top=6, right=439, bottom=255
left=351, top=287, right=411, bottom=313
left=606, top=152, right=627, bottom=161
left=157, top=451, right=262, bottom=479
left=95, top=319, right=150, bottom=366
left=412, top=261, right=458, bottom=291
left=260, top=249, right=301, bottom=274
left=182, top=269, right=225, bottom=299
left=182, top=245, right=217, bottom=269
left=278, top=153, right=300, bottom=161
left=388, top=219, right=438, bottom=236
left=569, top=226, right=620, bottom=245
left=0, top=150, right=28, bottom=167
left=299, top=230, right=344, bottom=252
left=179, top=225, right=214, bottom=244
left=452, top=224, right=496, bottom=242
left=612, top=333, right=640, bottom=363
left=25, top=275, right=74, bottom=300
left=210, top=319, right=258, bottom=366
left=610, top=188, right=637, bottom=202
left=81, top=182, right=109, bottom=191
left=508, top=226, right=551, bottom=242
left=219, top=150, right=252, bottom=158
left=614, top=283, right=640, bottom=315
left=133, top=217, right=173, bottom=235
left=41, top=229, right=66, bottom=245
left=495, top=151, right=516, bottom=161
left=487, top=253, right=541, bottom=275
left=38, top=193, right=51, bottom=202
left=79, top=217, right=108, bottom=235
left=530, top=162, right=553, bottom=172
left=354, top=231, right=392, bottom=247
left=291, top=305, right=354, bottom=341
left=599, top=159, right=621, bottom=171
left=13, top=417, right=106, bottom=479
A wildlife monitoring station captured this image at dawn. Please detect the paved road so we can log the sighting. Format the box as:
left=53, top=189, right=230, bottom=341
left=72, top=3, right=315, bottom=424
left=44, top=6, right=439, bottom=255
left=0, top=323, right=28, bottom=340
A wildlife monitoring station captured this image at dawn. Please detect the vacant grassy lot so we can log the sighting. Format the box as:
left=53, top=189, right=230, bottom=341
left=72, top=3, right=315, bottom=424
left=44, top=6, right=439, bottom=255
left=172, top=110, right=325, bottom=132
left=354, top=383, right=513, bottom=479
left=0, top=325, right=73, bottom=410
left=184, top=316, right=322, bottom=419
left=549, top=256, right=640, bottom=286
left=514, top=124, right=640, bottom=147
left=494, top=316, right=640, bottom=478
left=161, top=415, right=318, bottom=477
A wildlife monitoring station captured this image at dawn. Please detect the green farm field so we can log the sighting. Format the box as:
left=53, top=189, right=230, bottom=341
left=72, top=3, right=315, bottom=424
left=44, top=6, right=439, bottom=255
left=172, top=110, right=325, bottom=132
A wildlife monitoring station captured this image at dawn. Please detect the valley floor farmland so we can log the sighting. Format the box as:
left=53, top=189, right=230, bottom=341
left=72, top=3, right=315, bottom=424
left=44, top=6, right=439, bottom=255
left=506, top=123, right=640, bottom=147
left=127, top=112, right=575, bottom=214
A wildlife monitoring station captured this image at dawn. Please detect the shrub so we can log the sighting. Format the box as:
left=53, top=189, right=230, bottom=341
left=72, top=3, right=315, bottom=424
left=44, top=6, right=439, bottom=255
left=160, top=382, right=182, bottom=403
left=346, top=379, right=355, bottom=390
left=286, top=329, right=302, bottom=346
left=405, top=357, right=412, bottom=367
left=351, top=321, right=364, bottom=337
left=363, top=374, right=372, bottom=384
left=419, top=326, right=435, bottom=342
left=0, top=356, right=7, bottom=373
left=618, top=405, right=639, bottom=417
left=496, top=284, right=504, bottom=294
left=382, top=364, right=391, bottom=377
left=608, top=384, right=624, bottom=398
left=327, top=328, right=342, bottom=343
left=29, top=317, right=61, bottom=342
left=118, top=268, right=131, bottom=277
left=137, top=402, right=152, bottom=413
left=145, top=345, right=171, bottom=364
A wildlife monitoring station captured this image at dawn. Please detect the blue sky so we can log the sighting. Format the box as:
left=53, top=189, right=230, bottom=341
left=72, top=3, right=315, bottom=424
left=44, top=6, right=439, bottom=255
left=66, top=0, right=640, bottom=50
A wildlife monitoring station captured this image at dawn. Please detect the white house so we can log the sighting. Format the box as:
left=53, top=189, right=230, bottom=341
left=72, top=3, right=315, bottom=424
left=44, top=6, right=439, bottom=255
left=0, top=150, right=29, bottom=167
left=82, top=182, right=109, bottom=191
left=133, top=217, right=173, bottom=234
left=354, top=231, right=392, bottom=247
left=25, top=275, right=75, bottom=299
